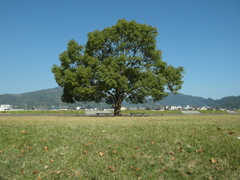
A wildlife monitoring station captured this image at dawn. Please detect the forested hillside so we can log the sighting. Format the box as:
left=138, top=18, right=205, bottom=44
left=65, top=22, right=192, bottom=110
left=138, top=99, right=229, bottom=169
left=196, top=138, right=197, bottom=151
left=0, top=87, right=239, bottom=109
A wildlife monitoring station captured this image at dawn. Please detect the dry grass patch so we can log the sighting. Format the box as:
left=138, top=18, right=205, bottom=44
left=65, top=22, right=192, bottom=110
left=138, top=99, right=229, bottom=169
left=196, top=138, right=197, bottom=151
left=0, top=115, right=240, bottom=179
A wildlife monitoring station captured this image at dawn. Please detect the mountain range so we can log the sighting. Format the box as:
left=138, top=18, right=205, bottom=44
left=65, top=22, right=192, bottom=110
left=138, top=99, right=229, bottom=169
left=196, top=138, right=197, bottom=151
left=0, top=87, right=239, bottom=109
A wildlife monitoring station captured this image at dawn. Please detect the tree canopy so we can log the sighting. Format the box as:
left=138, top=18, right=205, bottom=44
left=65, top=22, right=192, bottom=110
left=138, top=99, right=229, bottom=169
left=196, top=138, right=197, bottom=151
left=52, top=19, right=185, bottom=116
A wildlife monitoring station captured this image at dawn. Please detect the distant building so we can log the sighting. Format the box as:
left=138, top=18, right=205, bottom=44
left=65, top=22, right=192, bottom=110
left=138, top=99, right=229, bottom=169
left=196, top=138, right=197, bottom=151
left=76, top=107, right=82, bottom=110
left=138, top=107, right=146, bottom=110
left=200, top=107, right=207, bottom=110
left=166, top=106, right=182, bottom=110
left=0, top=104, right=12, bottom=111
left=104, top=108, right=114, bottom=111
left=76, top=107, right=97, bottom=111
left=48, top=106, right=69, bottom=110
left=121, top=106, right=127, bottom=111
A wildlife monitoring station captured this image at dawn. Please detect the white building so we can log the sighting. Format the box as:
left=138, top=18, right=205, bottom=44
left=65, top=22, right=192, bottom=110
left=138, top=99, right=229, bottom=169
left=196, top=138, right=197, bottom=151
left=0, top=104, right=12, bottom=111
left=121, top=106, right=128, bottom=111
left=167, top=106, right=182, bottom=110
left=200, top=107, right=207, bottom=110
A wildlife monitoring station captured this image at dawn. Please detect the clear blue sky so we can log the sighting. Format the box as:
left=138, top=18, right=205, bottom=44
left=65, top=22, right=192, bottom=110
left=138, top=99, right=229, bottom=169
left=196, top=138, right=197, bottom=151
left=1, top=0, right=239, bottom=99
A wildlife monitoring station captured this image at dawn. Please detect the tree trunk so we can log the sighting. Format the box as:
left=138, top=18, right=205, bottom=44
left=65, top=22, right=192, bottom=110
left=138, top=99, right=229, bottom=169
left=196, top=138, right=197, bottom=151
left=114, top=99, right=122, bottom=116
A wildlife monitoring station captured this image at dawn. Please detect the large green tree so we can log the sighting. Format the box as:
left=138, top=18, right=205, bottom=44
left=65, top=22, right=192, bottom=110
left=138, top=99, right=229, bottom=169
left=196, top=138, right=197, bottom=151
left=52, top=19, right=185, bottom=116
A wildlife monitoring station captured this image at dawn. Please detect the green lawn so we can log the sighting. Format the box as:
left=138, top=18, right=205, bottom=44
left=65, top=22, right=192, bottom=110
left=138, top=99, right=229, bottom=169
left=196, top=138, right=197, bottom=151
left=1, top=109, right=237, bottom=116
left=122, top=110, right=182, bottom=115
left=198, top=110, right=228, bottom=114
left=0, top=110, right=85, bottom=115
left=0, top=110, right=182, bottom=115
left=0, top=115, right=239, bottom=179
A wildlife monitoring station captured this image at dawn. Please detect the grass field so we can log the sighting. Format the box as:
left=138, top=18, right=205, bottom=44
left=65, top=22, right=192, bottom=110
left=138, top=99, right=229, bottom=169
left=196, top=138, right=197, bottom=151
left=0, top=109, right=235, bottom=116
left=0, top=110, right=86, bottom=115
left=0, top=115, right=239, bottom=179
left=198, top=110, right=228, bottom=114
left=0, top=110, right=182, bottom=115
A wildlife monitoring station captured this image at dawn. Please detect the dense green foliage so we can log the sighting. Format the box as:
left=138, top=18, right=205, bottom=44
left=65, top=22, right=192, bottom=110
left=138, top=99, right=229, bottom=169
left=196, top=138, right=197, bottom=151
left=52, top=19, right=184, bottom=115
